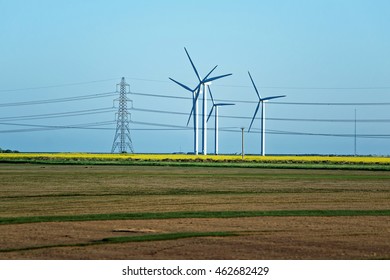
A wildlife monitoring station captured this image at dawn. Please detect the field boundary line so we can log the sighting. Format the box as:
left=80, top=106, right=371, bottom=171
left=1, top=210, right=390, bottom=225
left=2, top=159, right=390, bottom=171
left=0, top=231, right=237, bottom=253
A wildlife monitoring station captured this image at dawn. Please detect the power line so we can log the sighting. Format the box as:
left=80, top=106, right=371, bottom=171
left=0, top=119, right=193, bottom=134
left=2, top=76, right=390, bottom=92
left=130, top=120, right=390, bottom=139
left=1, top=89, right=389, bottom=108
left=2, top=117, right=390, bottom=140
left=0, top=107, right=115, bottom=122
left=219, top=127, right=390, bottom=139
left=264, top=129, right=390, bottom=139
left=214, top=85, right=390, bottom=90
left=0, top=121, right=115, bottom=134
left=270, top=101, right=390, bottom=106
left=125, top=76, right=390, bottom=90
left=130, top=106, right=390, bottom=123
left=131, top=91, right=190, bottom=101
left=130, top=120, right=191, bottom=130
left=139, top=121, right=390, bottom=139
left=131, top=91, right=390, bottom=106
left=0, top=78, right=119, bottom=93
left=1, top=78, right=389, bottom=147
left=0, top=92, right=117, bottom=107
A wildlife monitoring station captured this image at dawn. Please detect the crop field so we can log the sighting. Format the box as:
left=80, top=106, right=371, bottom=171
left=0, top=156, right=389, bottom=259
left=3, top=153, right=390, bottom=164
left=2, top=153, right=390, bottom=170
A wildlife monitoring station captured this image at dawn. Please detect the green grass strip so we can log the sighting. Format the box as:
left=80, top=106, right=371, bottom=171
left=1, top=210, right=389, bottom=225
left=101, top=231, right=236, bottom=243
left=0, top=231, right=235, bottom=253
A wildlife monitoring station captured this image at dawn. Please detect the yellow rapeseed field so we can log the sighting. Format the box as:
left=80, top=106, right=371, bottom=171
left=1, top=152, right=390, bottom=165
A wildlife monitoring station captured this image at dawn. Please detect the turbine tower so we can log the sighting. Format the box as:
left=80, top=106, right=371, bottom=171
left=168, top=77, right=200, bottom=154
left=170, top=47, right=232, bottom=155
left=207, top=85, right=234, bottom=155
left=247, top=71, right=286, bottom=156
left=111, top=77, right=134, bottom=154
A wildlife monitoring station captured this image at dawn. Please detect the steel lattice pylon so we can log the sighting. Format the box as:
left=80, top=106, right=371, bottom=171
left=111, top=77, right=134, bottom=153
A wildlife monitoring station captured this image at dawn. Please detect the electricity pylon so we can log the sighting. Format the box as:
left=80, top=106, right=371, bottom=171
left=111, top=77, right=134, bottom=153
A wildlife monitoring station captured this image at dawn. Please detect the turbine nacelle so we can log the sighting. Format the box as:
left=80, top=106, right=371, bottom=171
left=247, top=71, right=286, bottom=132
left=207, top=85, right=235, bottom=122
left=247, top=71, right=286, bottom=156
left=179, top=48, right=232, bottom=126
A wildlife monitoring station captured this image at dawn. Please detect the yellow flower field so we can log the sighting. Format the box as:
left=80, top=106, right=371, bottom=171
left=1, top=153, right=390, bottom=165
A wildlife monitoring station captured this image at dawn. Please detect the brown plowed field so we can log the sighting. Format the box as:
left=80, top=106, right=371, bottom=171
left=0, top=164, right=389, bottom=259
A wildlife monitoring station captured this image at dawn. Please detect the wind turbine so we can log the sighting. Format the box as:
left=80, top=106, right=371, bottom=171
left=247, top=71, right=286, bottom=156
left=170, top=47, right=232, bottom=155
left=183, top=48, right=232, bottom=156
left=168, top=77, right=201, bottom=155
left=169, top=57, right=218, bottom=155
left=207, top=85, right=234, bottom=155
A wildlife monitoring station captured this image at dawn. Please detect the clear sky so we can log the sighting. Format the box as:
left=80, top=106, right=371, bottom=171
left=1, top=0, right=390, bottom=155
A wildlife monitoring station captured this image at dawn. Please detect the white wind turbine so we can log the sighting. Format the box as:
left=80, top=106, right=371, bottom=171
left=248, top=71, right=286, bottom=156
left=168, top=78, right=202, bottom=155
left=207, top=85, right=234, bottom=155
left=170, top=47, right=232, bottom=155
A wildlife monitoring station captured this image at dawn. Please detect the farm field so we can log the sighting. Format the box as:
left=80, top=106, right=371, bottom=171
left=0, top=163, right=389, bottom=259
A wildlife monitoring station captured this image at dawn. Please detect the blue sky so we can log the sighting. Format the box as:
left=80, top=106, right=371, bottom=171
left=1, top=0, right=390, bottom=155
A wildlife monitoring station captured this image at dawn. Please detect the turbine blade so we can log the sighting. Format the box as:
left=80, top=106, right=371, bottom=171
left=262, top=95, right=286, bottom=101
left=204, top=73, right=232, bottom=83
left=194, top=84, right=201, bottom=102
left=186, top=86, right=201, bottom=126
left=203, top=65, right=218, bottom=81
left=186, top=100, right=195, bottom=126
left=207, top=106, right=214, bottom=122
left=248, top=71, right=261, bottom=100
left=184, top=47, right=202, bottom=82
left=169, top=78, right=193, bottom=92
left=186, top=109, right=193, bottom=126
left=216, top=103, right=235, bottom=106
left=248, top=103, right=260, bottom=132
left=208, top=85, right=215, bottom=105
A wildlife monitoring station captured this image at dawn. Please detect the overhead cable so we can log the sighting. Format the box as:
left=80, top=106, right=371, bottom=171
left=0, top=121, right=115, bottom=133
left=0, top=78, right=119, bottom=93
left=130, top=91, right=390, bottom=106
left=0, top=107, right=116, bottom=122
left=0, top=92, right=117, bottom=107
left=129, top=106, right=390, bottom=123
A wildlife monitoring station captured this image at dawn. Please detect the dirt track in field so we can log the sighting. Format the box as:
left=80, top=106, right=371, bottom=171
left=1, top=216, right=389, bottom=259
left=1, top=164, right=390, bottom=259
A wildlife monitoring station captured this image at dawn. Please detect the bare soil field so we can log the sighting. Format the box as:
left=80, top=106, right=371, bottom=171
left=0, top=164, right=389, bottom=259
left=1, top=217, right=389, bottom=259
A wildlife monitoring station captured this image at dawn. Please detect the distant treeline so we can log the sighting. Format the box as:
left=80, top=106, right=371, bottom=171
left=0, top=148, right=19, bottom=153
